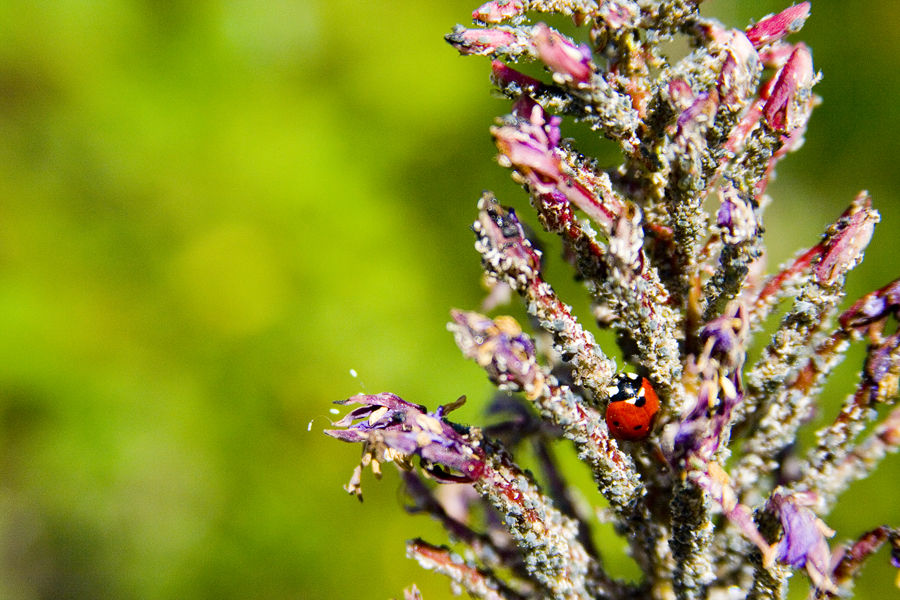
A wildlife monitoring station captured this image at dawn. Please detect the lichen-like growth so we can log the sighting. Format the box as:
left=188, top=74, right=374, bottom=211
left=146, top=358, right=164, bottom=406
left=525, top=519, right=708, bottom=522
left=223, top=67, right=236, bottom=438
left=326, top=2, right=900, bottom=598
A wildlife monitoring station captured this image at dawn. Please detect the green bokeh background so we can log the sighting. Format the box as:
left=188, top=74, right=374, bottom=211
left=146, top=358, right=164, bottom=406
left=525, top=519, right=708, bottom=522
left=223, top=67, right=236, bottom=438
left=0, top=1, right=898, bottom=598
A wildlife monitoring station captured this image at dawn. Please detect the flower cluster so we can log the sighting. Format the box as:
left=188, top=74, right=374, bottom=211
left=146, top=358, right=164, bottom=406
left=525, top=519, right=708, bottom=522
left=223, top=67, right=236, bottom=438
left=326, top=2, right=900, bottom=598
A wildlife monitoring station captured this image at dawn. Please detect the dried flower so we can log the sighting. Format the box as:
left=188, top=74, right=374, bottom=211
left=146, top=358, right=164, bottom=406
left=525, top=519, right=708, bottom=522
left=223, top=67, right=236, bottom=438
left=473, top=0, right=526, bottom=25
left=324, top=393, right=485, bottom=498
left=745, top=3, right=812, bottom=49
left=768, top=491, right=836, bottom=590
left=763, top=44, right=815, bottom=132
left=532, top=23, right=594, bottom=85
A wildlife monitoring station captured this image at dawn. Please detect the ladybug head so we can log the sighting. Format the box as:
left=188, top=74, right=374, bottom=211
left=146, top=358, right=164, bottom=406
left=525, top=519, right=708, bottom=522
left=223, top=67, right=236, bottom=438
left=606, top=373, right=648, bottom=407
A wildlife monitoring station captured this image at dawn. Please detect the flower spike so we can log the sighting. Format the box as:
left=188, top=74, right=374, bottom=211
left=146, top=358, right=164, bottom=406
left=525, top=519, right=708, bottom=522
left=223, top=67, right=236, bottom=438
left=329, top=2, right=899, bottom=598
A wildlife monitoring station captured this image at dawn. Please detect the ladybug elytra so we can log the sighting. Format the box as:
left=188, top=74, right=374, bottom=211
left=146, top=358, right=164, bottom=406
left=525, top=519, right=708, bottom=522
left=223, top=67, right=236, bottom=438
left=605, top=373, right=659, bottom=441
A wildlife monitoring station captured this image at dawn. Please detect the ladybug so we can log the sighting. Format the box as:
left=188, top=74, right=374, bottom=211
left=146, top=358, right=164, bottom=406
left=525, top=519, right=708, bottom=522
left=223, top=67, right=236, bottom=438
left=605, top=373, right=659, bottom=441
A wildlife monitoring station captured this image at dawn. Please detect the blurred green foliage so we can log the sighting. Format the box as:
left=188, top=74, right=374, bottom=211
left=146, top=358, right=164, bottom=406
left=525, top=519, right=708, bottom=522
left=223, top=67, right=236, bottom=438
left=0, top=1, right=898, bottom=599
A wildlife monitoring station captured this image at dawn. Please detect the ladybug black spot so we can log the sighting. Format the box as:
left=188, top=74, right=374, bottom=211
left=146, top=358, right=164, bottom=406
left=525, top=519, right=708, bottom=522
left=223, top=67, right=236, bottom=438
left=633, top=425, right=643, bottom=430
left=633, top=396, right=646, bottom=408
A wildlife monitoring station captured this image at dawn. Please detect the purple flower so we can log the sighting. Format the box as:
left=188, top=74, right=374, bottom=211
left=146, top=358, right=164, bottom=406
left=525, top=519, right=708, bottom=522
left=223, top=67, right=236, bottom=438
left=491, top=60, right=545, bottom=94
left=752, top=195, right=879, bottom=319
left=716, top=184, right=758, bottom=245
left=446, top=25, right=522, bottom=57
left=493, top=98, right=623, bottom=231
left=715, top=30, right=760, bottom=112
left=768, top=490, right=837, bottom=593
left=839, top=278, right=900, bottom=333
left=758, top=41, right=798, bottom=69
left=472, top=0, right=525, bottom=24
left=666, top=78, right=694, bottom=112
left=448, top=310, right=545, bottom=399
left=531, top=22, right=593, bottom=84
left=763, top=43, right=814, bottom=132
left=497, top=97, right=564, bottom=179
left=664, top=303, right=748, bottom=463
left=474, top=192, right=543, bottom=281
left=863, top=331, right=900, bottom=403
left=700, top=303, right=749, bottom=370
left=815, top=192, right=879, bottom=286
left=676, top=90, right=718, bottom=132
left=692, top=464, right=774, bottom=564
left=665, top=379, right=722, bottom=463
left=670, top=90, right=719, bottom=174
left=325, top=393, right=485, bottom=499
left=835, top=277, right=900, bottom=400
left=745, top=3, right=811, bottom=49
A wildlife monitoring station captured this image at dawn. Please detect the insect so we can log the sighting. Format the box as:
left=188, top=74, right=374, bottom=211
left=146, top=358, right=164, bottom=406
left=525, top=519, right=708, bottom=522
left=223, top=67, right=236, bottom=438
left=605, top=373, right=659, bottom=441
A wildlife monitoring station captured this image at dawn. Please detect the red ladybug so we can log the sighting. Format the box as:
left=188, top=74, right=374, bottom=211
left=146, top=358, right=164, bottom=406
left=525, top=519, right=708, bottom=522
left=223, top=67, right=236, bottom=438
left=605, top=373, right=659, bottom=441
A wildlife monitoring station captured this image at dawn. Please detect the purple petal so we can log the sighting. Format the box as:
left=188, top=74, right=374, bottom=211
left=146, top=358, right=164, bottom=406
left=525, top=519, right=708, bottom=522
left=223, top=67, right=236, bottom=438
left=472, top=0, right=525, bottom=24
left=763, top=44, right=814, bottom=132
left=493, top=101, right=622, bottom=230
left=864, top=331, right=900, bottom=402
left=447, top=26, right=520, bottom=56
left=326, top=393, right=487, bottom=491
left=839, top=278, right=900, bottom=332
left=746, top=3, right=811, bottom=49
left=449, top=310, right=544, bottom=398
left=814, top=192, right=879, bottom=285
left=716, top=30, right=760, bottom=112
left=532, top=22, right=593, bottom=84
left=323, top=428, right=368, bottom=443
left=716, top=184, right=758, bottom=245
left=759, top=41, right=797, bottom=69
left=491, top=60, right=545, bottom=94
left=666, top=79, right=695, bottom=112
left=700, top=303, right=749, bottom=369
left=768, top=490, right=837, bottom=591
